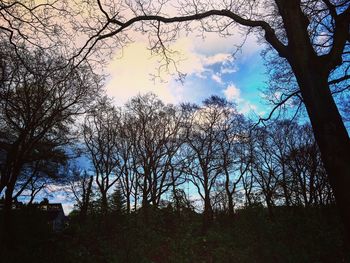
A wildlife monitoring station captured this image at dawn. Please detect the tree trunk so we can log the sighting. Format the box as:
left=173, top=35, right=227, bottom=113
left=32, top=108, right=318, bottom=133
left=125, top=174, right=131, bottom=214
left=281, top=164, right=291, bottom=207
left=0, top=151, right=16, bottom=197
left=227, top=193, right=234, bottom=216
left=4, top=187, right=14, bottom=211
left=126, top=191, right=131, bottom=214
left=225, top=171, right=235, bottom=216
left=294, top=69, right=350, bottom=240
left=265, top=193, right=274, bottom=219
left=134, top=182, right=138, bottom=212
left=276, top=0, right=350, bottom=241
left=3, top=162, right=21, bottom=211
left=0, top=179, right=6, bottom=197
left=80, top=176, right=93, bottom=221
left=141, top=171, right=149, bottom=209
left=203, top=190, right=213, bottom=232
left=101, top=192, right=108, bottom=215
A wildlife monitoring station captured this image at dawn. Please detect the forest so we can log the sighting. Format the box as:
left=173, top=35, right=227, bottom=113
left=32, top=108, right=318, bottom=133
left=0, top=0, right=349, bottom=262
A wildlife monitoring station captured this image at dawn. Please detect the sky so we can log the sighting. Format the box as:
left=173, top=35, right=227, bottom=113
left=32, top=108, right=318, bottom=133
left=54, top=27, right=272, bottom=215
left=14, top=0, right=348, bottom=215
left=16, top=3, right=274, bottom=214
left=104, top=31, right=269, bottom=118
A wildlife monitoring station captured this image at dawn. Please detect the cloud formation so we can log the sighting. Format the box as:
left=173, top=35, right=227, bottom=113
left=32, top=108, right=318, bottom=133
left=104, top=29, right=263, bottom=107
left=105, top=37, right=239, bottom=104
left=223, top=84, right=241, bottom=101
left=223, top=83, right=260, bottom=115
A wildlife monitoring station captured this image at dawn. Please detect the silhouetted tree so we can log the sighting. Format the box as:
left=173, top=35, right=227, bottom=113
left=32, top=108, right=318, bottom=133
left=82, top=0, right=350, bottom=238
left=0, top=45, right=100, bottom=211
left=13, top=159, right=65, bottom=205
left=0, top=1, right=69, bottom=50
left=182, top=96, right=229, bottom=229
left=109, top=185, right=126, bottom=215
left=83, top=97, right=120, bottom=215
left=68, top=169, right=94, bottom=221
left=124, top=94, right=184, bottom=209
left=215, top=99, right=249, bottom=215
left=113, top=113, right=136, bottom=214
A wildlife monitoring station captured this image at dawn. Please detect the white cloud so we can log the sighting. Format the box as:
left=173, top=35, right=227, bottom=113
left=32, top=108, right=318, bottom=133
left=223, top=83, right=260, bottom=115
left=203, top=53, right=232, bottom=65
left=221, top=66, right=237, bottom=75
left=223, top=84, right=241, bottom=101
left=239, top=102, right=258, bottom=114
left=212, top=73, right=224, bottom=84
left=105, top=37, right=240, bottom=104
left=104, top=23, right=263, bottom=105
left=191, top=31, right=262, bottom=58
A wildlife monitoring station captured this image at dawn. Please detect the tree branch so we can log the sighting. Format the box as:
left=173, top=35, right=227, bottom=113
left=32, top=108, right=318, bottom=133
left=324, top=5, right=350, bottom=70
left=75, top=8, right=288, bottom=64
left=253, top=90, right=301, bottom=129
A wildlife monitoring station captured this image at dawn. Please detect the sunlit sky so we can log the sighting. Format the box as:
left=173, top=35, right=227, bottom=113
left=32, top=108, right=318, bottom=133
left=104, top=31, right=269, bottom=117
left=56, top=28, right=272, bottom=214
left=35, top=0, right=270, bottom=117
left=22, top=3, right=275, bottom=213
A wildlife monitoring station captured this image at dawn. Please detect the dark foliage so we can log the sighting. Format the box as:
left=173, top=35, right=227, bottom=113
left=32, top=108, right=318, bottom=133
left=1, top=206, right=347, bottom=263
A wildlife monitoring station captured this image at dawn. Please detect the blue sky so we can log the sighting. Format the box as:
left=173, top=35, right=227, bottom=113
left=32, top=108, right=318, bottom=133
left=175, top=51, right=268, bottom=115
left=19, top=32, right=273, bottom=214
left=104, top=32, right=271, bottom=119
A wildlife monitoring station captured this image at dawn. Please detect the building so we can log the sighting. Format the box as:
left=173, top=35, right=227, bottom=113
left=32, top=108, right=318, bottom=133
left=38, top=198, right=67, bottom=232
left=0, top=197, right=67, bottom=232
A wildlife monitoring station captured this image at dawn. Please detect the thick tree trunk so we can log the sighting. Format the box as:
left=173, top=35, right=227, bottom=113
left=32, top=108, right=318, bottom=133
left=1, top=170, right=18, bottom=250
left=295, top=70, right=350, bottom=240
left=276, top=0, right=350, bottom=241
left=0, top=152, right=16, bottom=197
left=4, top=187, right=13, bottom=211
left=0, top=180, right=6, bottom=197
left=150, top=188, right=157, bottom=207
left=265, top=193, right=274, bottom=219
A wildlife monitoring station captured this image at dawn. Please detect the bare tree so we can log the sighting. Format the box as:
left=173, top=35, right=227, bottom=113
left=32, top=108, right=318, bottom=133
left=0, top=44, right=100, bottom=210
left=0, top=0, right=80, bottom=61
left=182, top=96, right=229, bottom=229
left=251, top=127, right=281, bottom=217
left=246, top=120, right=334, bottom=210
left=113, top=113, right=136, bottom=214
left=215, top=99, right=250, bottom=216
left=78, top=0, right=350, bottom=238
left=83, top=97, right=120, bottom=215
left=124, top=93, right=184, bottom=209
left=285, top=123, right=334, bottom=206
left=13, top=158, right=66, bottom=205
left=68, top=169, right=94, bottom=221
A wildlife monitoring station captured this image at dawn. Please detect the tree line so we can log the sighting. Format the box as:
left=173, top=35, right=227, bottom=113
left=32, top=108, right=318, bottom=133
left=68, top=93, right=334, bottom=229
left=1, top=0, right=348, bottom=236
left=0, top=42, right=334, bottom=229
